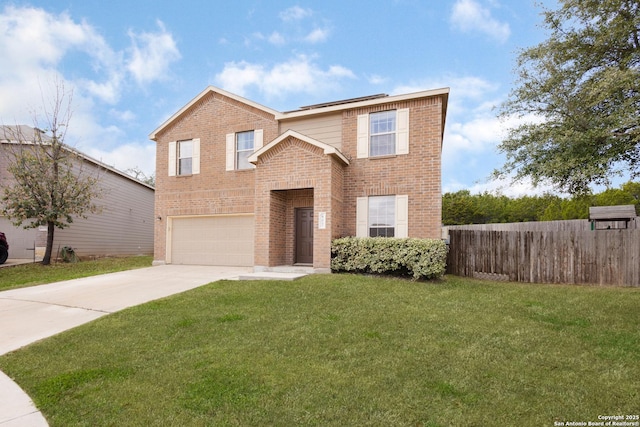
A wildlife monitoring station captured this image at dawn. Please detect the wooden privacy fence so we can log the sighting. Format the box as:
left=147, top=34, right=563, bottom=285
left=447, top=229, right=640, bottom=286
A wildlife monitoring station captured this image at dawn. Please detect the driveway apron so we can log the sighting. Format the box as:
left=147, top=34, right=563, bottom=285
left=0, top=264, right=250, bottom=426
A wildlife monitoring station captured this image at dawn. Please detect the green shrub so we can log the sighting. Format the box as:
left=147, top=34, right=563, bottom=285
left=331, top=237, right=448, bottom=280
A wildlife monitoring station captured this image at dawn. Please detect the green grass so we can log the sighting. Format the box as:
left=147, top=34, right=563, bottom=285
left=0, top=256, right=153, bottom=291
left=0, top=274, right=638, bottom=426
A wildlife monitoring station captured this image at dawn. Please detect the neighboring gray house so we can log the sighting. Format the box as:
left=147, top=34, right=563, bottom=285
left=1, top=125, right=154, bottom=261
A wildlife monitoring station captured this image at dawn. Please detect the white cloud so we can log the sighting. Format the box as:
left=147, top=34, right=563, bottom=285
left=446, top=116, right=503, bottom=152
left=0, top=5, right=182, bottom=114
left=215, top=62, right=264, bottom=96
left=450, top=0, right=511, bottom=43
left=304, top=28, right=330, bottom=43
left=79, top=74, right=123, bottom=104
left=109, top=108, right=136, bottom=122
left=0, top=5, right=175, bottom=180
left=393, top=75, right=500, bottom=119
left=467, top=176, right=561, bottom=198
left=126, top=20, right=181, bottom=85
left=441, top=109, right=546, bottom=196
left=215, top=55, right=356, bottom=99
left=394, top=75, right=497, bottom=100
left=394, top=74, right=546, bottom=196
left=85, top=143, right=156, bottom=177
left=0, top=6, right=107, bottom=70
left=367, top=74, right=388, bottom=85
left=0, top=6, right=121, bottom=116
left=268, top=31, right=286, bottom=45
left=442, top=170, right=560, bottom=198
left=279, top=6, right=313, bottom=22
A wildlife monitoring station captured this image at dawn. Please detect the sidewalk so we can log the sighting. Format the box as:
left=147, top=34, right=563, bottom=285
left=0, top=265, right=252, bottom=426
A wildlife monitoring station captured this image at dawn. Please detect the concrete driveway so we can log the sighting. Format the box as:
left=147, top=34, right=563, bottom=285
left=0, top=264, right=251, bottom=426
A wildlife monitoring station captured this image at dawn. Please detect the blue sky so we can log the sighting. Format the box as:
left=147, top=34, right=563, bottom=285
left=0, top=0, right=557, bottom=195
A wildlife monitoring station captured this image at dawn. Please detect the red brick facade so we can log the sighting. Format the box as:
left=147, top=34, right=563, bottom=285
left=151, top=86, right=448, bottom=271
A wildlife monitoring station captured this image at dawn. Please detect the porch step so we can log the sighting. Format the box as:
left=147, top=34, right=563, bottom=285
left=238, top=272, right=308, bottom=281
left=268, top=265, right=315, bottom=274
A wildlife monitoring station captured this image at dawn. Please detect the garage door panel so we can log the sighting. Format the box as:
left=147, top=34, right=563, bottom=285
left=171, top=216, right=254, bottom=266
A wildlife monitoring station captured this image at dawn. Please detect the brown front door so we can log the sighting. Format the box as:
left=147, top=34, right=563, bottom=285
left=295, top=208, right=314, bottom=264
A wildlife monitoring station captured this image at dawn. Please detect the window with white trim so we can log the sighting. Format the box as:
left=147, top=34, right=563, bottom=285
left=236, top=131, right=254, bottom=170
left=178, top=140, right=193, bottom=175
left=168, top=138, right=200, bottom=177
left=357, top=109, right=409, bottom=159
left=368, top=195, right=396, bottom=237
left=356, top=195, right=408, bottom=238
left=369, top=111, right=396, bottom=157
left=226, top=129, right=263, bottom=171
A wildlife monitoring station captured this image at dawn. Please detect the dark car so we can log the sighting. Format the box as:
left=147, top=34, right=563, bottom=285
left=0, top=232, right=8, bottom=264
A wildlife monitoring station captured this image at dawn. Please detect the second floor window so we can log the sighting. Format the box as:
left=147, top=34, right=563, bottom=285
left=178, top=140, right=193, bottom=175
left=236, top=131, right=254, bottom=170
left=369, top=110, right=396, bottom=157
left=226, top=129, right=263, bottom=171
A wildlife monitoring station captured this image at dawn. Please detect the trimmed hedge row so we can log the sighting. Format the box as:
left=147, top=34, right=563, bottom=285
left=331, top=237, right=448, bottom=280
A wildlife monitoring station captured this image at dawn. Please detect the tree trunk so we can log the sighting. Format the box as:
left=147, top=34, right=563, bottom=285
left=42, top=221, right=55, bottom=265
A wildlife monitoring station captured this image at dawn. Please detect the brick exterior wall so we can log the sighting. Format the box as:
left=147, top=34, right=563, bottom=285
left=341, top=97, right=443, bottom=239
left=154, top=92, right=278, bottom=262
left=153, top=89, right=445, bottom=268
left=253, top=137, right=344, bottom=269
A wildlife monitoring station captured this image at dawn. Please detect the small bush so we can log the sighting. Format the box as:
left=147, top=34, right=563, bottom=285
left=331, top=237, right=448, bottom=280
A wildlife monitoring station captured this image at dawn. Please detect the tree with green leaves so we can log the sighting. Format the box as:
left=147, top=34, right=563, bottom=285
left=1, top=85, right=102, bottom=265
left=442, top=181, right=639, bottom=224
left=496, top=0, right=640, bottom=194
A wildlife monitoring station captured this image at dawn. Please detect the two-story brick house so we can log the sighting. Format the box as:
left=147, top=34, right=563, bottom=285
left=150, top=86, right=448, bottom=272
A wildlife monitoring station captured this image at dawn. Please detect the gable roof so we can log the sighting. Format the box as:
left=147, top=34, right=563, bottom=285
left=0, top=125, right=51, bottom=143
left=248, top=130, right=349, bottom=166
left=149, top=86, right=281, bottom=141
left=1, top=125, right=154, bottom=190
left=150, top=86, right=450, bottom=141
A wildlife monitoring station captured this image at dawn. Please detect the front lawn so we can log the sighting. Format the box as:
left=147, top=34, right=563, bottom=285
left=0, top=256, right=153, bottom=291
left=0, top=274, right=638, bottom=426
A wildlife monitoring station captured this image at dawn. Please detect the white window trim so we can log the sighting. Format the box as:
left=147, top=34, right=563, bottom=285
left=226, top=129, right=263, bottom=171
left=356, top=109, right=409, bottom=159
left=168, top=138, right=200, bottom=176
left=356, top=195, right=408, bottom=238
left=168, top=141, right=176, bottom=176
left=236, top=131, right=254, bottom=170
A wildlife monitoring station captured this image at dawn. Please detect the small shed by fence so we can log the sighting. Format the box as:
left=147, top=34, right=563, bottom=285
left=589, top=205, right=637, bottom=230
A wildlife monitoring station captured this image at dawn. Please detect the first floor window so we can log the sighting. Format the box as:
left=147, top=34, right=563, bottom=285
left=356, top=194, right=408, bottom=238
left=236, top=131, right=254, bottom=170
left=368, top=195, right=396, bottom=237
left=178, top=140, right=193, bottom=175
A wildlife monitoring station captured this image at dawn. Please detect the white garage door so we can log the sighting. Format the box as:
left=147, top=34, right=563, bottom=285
left=170, top=215, right=254, bottom=266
